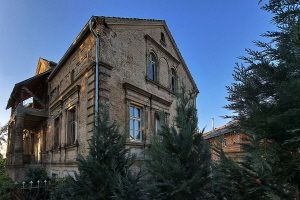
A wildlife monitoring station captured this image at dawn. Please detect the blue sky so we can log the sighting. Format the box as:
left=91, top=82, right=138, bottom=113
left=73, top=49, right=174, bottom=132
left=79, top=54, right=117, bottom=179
left=0, top=0, right=275, bottom=132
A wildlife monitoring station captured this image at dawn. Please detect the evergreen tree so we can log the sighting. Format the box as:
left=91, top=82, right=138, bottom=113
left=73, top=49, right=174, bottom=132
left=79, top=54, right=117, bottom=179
left=146, top=88, right=213, bottom=200
left=217, top=0, right=300, bottom=199
left=0, top=123, right=8, bottom=146
left=51, top=105, right=146, bottom=200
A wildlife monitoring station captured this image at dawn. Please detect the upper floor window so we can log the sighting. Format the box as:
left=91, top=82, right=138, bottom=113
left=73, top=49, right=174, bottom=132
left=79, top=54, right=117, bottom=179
left=155, top=114, right=161, bottom=135
left=129, top=106, right=142, bottom=141
left=170, top=68, right=177, bottom=93
left=54, top=117, right=60, bottom=148
left=67, top=107, right=76, bottom=145
left=70, top=69, right=75, bottom=83
left=148, top=53, right=157, bottom=81
left=161, top=32, right=166, bottom=44
left=222, top=139, right=227, bottom=147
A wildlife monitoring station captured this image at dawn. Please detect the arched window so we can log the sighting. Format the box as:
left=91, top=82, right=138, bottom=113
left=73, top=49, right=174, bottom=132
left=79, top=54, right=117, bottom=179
left=148, top=53, right=157, bottom=81
left=161, top=32, right=165, bottom=44
left=170, top=68, right=176, bottom=92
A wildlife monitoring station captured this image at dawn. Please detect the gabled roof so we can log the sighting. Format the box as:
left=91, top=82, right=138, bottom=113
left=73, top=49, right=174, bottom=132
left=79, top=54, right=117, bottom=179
left=6, top=70, right=51, bottom=109
left=203, top=121, right=238, bottom=140
left=35, top=58, right=57, bottom=75
left=48, top=16, right=198, bottom=93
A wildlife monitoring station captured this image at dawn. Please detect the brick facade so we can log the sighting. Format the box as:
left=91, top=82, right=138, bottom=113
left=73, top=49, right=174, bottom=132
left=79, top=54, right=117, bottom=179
left=204, top=122, right=246, bottom=161
left=5, top=17, right=198, bottom=181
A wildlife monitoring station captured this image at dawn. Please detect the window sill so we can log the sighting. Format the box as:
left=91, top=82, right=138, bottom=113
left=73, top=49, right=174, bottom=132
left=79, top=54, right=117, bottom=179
left=145, top=76, right=176, bottom=95
left=52, top=148, right=61, bottom=153
left=65, top=144, right=78, bottom=150
left=126, top=140, right=145, bottom=146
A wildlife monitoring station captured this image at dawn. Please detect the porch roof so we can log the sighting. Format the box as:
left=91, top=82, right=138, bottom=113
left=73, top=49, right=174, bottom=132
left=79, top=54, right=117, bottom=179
left=6, top=70, right=51, bottom=109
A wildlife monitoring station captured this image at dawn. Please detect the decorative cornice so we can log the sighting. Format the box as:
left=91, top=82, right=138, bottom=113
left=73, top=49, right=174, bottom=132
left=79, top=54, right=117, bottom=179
left=62, top=85, right=81, bottom=101
left=50, top=100, right=63, bottom=111
left=145, top=34, right=180, bottom=64
left=145, top=76, right=175, bottom=95
left=88, top=61, right=114, bottom=71
left=49, top=85, right=81, bottom=110
left=123, top=82, right=172, bottom=107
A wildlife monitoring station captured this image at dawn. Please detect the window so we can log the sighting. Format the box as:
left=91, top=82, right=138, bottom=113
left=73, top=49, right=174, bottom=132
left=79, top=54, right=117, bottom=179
left=129, top=106, right=142, bottom=141
left=54, top=117, right=60, bottom=148
left=222, top=139, right=227, bottom=147
left=155, top=114, right=161, bottom=135
left=148, top=53, right=157, bottom=81
left=170, top=68, right=176, bottom=93
left=67, top=107, right=76, bottom=145
left=161, top=32, right=166, bottom=44
left=70, top=69, right=75, bottom=83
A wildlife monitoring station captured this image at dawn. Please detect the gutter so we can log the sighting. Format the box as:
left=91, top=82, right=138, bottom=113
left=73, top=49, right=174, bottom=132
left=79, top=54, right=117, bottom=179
left=89, top=16, right=100, bottom=126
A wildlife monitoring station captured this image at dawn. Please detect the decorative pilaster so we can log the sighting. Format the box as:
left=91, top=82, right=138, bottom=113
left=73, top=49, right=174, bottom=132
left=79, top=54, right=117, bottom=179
left=125, top=99, right=130, bottom=141
left=14, top=114, right=24, bottom=165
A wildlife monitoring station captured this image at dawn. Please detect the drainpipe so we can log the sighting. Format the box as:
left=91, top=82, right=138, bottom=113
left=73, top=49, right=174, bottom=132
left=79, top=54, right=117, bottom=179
left=89, top=16, right=100, bottom=126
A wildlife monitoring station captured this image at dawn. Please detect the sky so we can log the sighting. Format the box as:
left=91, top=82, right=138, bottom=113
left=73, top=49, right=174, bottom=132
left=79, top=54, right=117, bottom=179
left=0, top=0, right=275, bottom=136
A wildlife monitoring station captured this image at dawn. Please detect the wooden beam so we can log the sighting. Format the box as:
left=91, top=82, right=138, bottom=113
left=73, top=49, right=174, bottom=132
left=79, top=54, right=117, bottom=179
left=22, top=86, right=46, bottom=108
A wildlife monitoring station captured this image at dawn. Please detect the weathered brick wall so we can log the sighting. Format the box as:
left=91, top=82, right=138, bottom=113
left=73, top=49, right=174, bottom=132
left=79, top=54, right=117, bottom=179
left=209, top=133, right=246, bottom=161
left=45, top=19, right=197, bottom=176
left=100, top=22, right=195, bottom=132
left=46, top=31, right=96, bottom=175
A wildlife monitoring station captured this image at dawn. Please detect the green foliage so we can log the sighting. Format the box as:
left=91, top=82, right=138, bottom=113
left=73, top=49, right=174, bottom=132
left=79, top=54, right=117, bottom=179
left=24, top=165, right=50, bottom=183
left=20, top=166, right=51, bottom=200
left=0, top=174, right=14, bottom=200
left=51, top=105, right=146, bottom=200
left=0, top=122, right=8, bottom=146
left=219, top=0, right=300, bottom=199
left=212, top=135, right=293, bottom=200
left=146, top=88, right=213, bottom=200
left=0, top=154, right=5, bottom=174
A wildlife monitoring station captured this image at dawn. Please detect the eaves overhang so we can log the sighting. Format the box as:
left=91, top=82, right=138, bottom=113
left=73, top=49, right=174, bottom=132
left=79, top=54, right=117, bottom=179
left=6, top=70, right=51, bottom=109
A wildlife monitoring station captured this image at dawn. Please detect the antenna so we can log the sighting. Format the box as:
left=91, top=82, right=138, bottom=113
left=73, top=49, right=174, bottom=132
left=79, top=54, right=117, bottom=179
left=212, top=118, right=214, bottom=131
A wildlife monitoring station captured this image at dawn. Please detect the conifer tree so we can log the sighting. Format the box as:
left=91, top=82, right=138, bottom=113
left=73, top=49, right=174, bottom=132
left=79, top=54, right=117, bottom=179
left=146, top=88, right=213, bottom=200
left=217, top=0, right=300, bottom=199
left=51, top=105, right=146, bottom=200
left=0, top=123, right=8, bottom=146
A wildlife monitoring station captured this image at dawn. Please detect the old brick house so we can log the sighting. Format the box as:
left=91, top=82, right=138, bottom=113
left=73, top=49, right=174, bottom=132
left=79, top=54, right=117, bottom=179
left=204, top=121, right=246, bottom=161
left=5, top=16, right=198, bottom=182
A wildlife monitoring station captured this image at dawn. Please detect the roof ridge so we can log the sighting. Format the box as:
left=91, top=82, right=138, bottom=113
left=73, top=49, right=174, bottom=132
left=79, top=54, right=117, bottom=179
left=96, top=16, right=164, bottom=22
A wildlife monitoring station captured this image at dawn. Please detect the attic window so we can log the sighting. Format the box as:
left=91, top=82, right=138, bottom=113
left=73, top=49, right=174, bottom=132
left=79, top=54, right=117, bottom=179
left=70, top=69, right=75, bottom=83
left=160, top=32, right=166, bottom=46
left=222, top=139, right=227, bottom=147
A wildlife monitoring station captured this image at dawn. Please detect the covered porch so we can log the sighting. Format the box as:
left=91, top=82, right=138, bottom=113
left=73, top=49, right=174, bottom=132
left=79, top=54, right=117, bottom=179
left=5, top=70, right=50, bottom=182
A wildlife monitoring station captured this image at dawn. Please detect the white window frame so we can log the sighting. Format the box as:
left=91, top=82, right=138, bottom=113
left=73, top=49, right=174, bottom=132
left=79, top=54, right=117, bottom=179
left=155, top=114, right=161, bottom=135
left=148, top=53, right=157, bottom=81
left=222, top=139, right=227, bottom=147
left=129, top=105, right=142, bottom=141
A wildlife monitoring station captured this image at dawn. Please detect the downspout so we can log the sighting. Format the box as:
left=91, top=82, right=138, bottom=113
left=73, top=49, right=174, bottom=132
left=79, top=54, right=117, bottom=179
left=89, top=16, right=100, bottom=126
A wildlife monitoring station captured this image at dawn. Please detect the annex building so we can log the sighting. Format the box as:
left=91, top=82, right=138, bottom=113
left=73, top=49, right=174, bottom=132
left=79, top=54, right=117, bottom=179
left=5, top=16, right=198, bottom=182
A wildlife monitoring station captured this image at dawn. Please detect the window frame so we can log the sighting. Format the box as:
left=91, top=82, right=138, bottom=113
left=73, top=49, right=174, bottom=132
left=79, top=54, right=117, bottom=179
left=160, top=32, right=166, bottom=46
left=66, top=106, right=77, bottom=146
left=170, top=68, right=177, bottom=93
left=147, top=53, right=158, bottom=81
left=129, top=105, right=143, bottom=141
left=53, top=116, right=60, bottom=149
left=222, top=138, right=227, bottom=147
left=155, top=114, right=161, bottom=135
